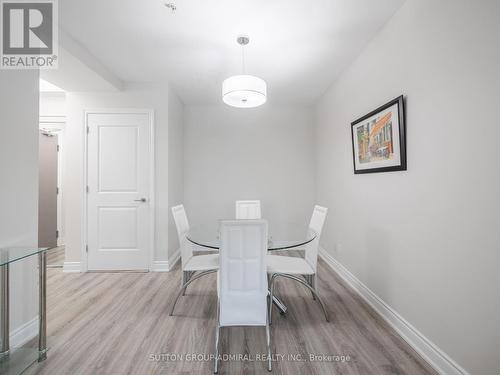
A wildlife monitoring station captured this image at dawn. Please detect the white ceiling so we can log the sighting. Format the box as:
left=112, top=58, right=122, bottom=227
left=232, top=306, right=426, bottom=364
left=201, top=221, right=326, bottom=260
left=59, top=0, right=405, bottom=105
left=40, top=79, right=64, bottom=92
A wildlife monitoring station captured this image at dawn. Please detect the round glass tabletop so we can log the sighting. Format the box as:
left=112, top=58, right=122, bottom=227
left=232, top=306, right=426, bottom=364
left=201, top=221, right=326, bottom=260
left=186, top=222, right=316, bottom=251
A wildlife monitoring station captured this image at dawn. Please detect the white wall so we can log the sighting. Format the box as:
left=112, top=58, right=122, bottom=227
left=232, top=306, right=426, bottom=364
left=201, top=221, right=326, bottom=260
left=184, top=104, right=315, bottom=231
left=0, top=71, right=40, bottom=338
left=167, top=88, right=184, bottom=260
left=63, top=84, right=171, bottom=269
left=315, top=0, right=500, bottom=374
left=39, top=92, right=66, bottom=118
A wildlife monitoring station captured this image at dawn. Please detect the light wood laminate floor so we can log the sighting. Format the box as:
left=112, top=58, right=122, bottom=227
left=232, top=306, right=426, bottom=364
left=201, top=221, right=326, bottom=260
left=26, top=253, right=436, bottom=375
left=47, top=246, right=65, bottom=267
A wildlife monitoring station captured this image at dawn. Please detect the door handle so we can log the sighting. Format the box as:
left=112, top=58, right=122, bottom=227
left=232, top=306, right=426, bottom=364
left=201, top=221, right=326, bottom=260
left=134, top=198, right=147, bottom=202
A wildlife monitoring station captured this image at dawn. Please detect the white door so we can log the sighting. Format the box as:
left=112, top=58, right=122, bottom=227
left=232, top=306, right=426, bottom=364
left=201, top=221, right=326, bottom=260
left=86, top=112, right=152, bottom=271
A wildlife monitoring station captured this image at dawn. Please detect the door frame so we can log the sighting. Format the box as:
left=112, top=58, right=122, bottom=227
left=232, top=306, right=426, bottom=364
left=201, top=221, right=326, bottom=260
left=81, top=108, right=155, bottom=272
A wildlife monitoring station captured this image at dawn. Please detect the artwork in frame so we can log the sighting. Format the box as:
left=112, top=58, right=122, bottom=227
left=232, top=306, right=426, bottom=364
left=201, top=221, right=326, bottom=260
left=351, top=95, right=406, bottom=174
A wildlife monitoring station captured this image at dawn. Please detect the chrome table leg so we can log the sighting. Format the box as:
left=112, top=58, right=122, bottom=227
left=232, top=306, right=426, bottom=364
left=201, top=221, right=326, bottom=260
left=271, top=295, right=287, bottom=315
left=38, top=252, right=47, bottom=361
left=0, top=264, right=9, bottom=360
left=268, top=275, right=287, bottom=314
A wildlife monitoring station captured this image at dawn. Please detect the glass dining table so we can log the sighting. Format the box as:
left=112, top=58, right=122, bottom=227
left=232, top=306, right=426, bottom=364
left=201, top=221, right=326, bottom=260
left=186, top=222, right=317, bottom=314
left=187, top=222, right=316, bottom=251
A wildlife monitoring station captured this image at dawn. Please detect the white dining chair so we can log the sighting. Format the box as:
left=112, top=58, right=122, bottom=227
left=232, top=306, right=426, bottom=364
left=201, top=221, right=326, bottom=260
left=235, top=200, right=262, bottom=219
left=214, top=220, right=271, bottom=373
left=267, top=205, right=329, bottom=324
left=170, top=204, right=219, bottom=315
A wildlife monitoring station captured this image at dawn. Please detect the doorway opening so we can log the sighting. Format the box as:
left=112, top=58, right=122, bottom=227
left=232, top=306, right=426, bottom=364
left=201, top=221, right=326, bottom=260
left=38, top=79, right=66, bottom=267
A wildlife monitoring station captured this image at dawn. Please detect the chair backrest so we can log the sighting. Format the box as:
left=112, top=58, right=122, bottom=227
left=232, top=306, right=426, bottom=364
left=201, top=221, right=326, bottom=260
left=171, top=204, right=193, bottom=268
left=305, top=205, right=328, bottom=272
left=218, top=220, right=268, bottom=327
left=235, top=200, right=262, bottom=219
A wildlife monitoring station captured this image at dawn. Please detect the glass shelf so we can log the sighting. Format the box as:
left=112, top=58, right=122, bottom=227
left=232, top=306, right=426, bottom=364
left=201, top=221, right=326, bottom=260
left=0, top=248, right=49, bottom=266
left=0, top=348, right=40, bottom=375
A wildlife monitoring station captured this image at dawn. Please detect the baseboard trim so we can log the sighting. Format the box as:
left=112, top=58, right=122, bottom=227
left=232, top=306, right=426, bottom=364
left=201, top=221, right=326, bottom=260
left=168, top=248, right=181, bottom=271
left=151, top=249, right=180, bottom=272
left=63, top=261, right=81, bottom=273
left=10, top=317, right=38, bottom=348
left=151, top=260, right=169, bottom=272
left=318, top=247, right=469, bottom=375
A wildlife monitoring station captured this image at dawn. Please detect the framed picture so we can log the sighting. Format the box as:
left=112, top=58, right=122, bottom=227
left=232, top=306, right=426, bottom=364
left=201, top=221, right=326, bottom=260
left=351, top=95, right=406, bottom=174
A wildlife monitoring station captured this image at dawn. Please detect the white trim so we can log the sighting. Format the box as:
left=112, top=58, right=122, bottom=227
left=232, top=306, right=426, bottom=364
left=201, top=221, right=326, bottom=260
left=63, top=261, right=81, bottom=273
left=81, top=109, right=88, bottom=271
left=10, top=317, right=38, bottom=348
left=57, top=129, right=65, bottom=247
left=318, top=247, right=469, bottom=375
left=82, top=109, right=155, bottom=272
left=151, top=248, right=180, bottom=272
left=151, top=260, right=169, bottom=272
left=148, top=110, right=156, bottom=272
left=39, top=115, right=66, bottom=124
left=168, top=248, right=181, bottom=270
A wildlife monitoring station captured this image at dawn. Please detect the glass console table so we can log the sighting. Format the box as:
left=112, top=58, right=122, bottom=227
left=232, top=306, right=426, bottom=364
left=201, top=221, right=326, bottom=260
left=0, top=247, right=49, bottom=375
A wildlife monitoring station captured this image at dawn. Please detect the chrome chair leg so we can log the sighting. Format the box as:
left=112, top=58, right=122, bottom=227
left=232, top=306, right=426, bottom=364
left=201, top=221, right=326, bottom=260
left=181, top=271, right=186, bottom=296
left=170, top=270, right=217, bottom=316
left=182, top=271, right=196, bottom=295
left=302, top=275, right=316, bottom=300
left=269, top=274, right=280, bottom=325
left=214, top=301, right=220, bottom=374
left=310, top=274, right=317, bottom=301
left=269, top=273, right=329, bottom=322
left=215, top=296, right=271, bottom=373
left=265, top=297, right=272, bottom=372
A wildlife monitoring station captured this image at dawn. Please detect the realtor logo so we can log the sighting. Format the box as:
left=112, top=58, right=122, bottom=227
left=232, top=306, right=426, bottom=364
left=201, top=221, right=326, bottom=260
left=1, top=0, right=58, bottom=69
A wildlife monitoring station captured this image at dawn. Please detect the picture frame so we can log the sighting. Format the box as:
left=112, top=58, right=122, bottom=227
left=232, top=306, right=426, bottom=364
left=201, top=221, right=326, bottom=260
left=351, top=95, right=406, bottom=174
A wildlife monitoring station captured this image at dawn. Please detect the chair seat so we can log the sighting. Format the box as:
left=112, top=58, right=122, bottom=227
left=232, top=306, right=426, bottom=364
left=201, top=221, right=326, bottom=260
left=184, top=254, right=219, bottom=271
left=266, top=254, right=314, bottom=275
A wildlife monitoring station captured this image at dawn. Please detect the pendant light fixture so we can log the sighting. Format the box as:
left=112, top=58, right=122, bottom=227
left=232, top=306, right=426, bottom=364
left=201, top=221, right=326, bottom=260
left=222, top=36, right=267, bottom=108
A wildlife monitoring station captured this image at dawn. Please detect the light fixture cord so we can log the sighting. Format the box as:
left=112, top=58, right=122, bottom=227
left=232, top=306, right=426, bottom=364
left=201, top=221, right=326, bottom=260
left=241, top=44, right=246, bottom=74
